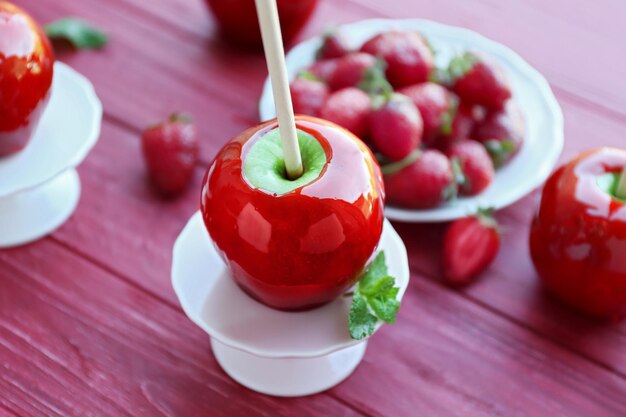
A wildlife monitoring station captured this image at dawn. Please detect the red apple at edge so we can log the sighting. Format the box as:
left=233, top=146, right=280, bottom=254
left=205, top=0, right=318, bottom=49
left=0, top=1, right=54, bottom=157
left=201, top=116, right=385, bottom=310
left=530, top=148, right=626, bottom=319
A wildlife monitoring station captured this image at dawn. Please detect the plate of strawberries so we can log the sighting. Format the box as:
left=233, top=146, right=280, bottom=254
left=259, top=19, right=563, bottom=222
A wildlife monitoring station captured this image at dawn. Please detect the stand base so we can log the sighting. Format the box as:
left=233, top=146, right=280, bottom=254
left=0, top=169, right=80, bottom=248
left=211, top=338, right=367, bottom=397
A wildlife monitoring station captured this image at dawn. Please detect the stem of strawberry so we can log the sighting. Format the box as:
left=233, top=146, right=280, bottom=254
left=616, top=166, right=626, bottom=200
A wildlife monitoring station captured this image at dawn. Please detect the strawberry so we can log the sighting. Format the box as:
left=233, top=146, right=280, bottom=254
left=320, top=87, right=371, bottom=139
left=328, top=52, right=377, bottom=91
left=360, top=31, right=434, bottom=88
left=290, top=75, right=330, bottom=117
left=307, top=58, right=338, bottom=83
left=443, top=209, right=500, bottom=285
left=370, top=93, right=422, bottom=161
left=474, top=100, right=525, bottom=167
left=141, top=113, right=199, bottom=196
left=445, top=139, right=494, bottom=196
left=449, top=52, right=511, bottom=110
left=433, top=104, right=482, bottom=150
left=383, top=149, right=455, bottom=209
left=317, top=30, right=351, bottom=60
left=399, top=82, right=456, bottom=145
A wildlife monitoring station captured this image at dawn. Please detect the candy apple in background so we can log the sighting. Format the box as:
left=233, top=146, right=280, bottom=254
left=201, top=116, right=385, bottom=310
left=205, top=0, right=318, bottom=49
left=530, top=148, right=626, bottom=319
left=0, top=1, right=54, bottom=157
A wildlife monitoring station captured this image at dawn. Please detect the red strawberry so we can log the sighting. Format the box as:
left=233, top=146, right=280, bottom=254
left=307, top=58, right=338, bottom=83
left=320, top=87, right=371, bottom=139
left=141, top=113, right=199, bottom=196
left=360, top=31, right=434, bottom=88
left=443, top=209, right=500, bottom=285
left=433, top=104, right=485, bottom=150
left=290, top=76, right=329, bottom=117
left=449, top=52, right=511, bottom=110
left=317, top=30, right=351, bottom=60
left=370, top=93, right=422, bottom=161
left=327, top=52, right=377, bottom=91
left=474, top=100, right=525, bottom=167
left=400, top=82, right=455, bottom=145
left=445, top=139, right=494, bottom=196
left=383, top=149, right=455, bottom=209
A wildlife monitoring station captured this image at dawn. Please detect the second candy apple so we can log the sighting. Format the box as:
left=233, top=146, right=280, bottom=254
left=201, top=116, right=385, bottom=310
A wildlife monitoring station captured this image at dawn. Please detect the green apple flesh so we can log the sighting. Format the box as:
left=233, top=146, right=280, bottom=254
left=244, top=128, right=327, bottom=195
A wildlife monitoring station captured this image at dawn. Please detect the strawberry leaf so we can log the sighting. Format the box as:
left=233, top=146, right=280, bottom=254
left=448, top=52, right=478, bottom=81
left=348, top=252, right=402, bottom=340
left=484, top=139, right=516, bottom=167
left=380, top=150, right=421, bottom=176
left=359, top=59, right=393, bottom=99
left=45, top=18, right=107, bottom=49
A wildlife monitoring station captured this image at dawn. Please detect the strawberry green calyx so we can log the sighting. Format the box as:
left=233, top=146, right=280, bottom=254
left=380, top=150, right=421, bottom=176
left=476, top=207, right=499, bottom=231
left=348, top=251, right=401, bottom=340
left=439, top=97, right=459, bottom=136
left=484, top=139, right=516, bottom=168
left=359, top=59, right=393, bottom=99
left=297, top=70, right=320, bottom=81
left=168, top=113, right=194, bottom=124
left=448, top=52, right=478, bottom=81
left=45, top=18, right=108, bottom=49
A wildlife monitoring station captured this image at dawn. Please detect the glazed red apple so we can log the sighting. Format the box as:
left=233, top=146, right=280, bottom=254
left=206, top=0, right=318, bottom=48
left=530, top=148, right=626, bottom=319
left=201, top=116, right=385, bottom=310
left=0, top=2, right=54, bottom=157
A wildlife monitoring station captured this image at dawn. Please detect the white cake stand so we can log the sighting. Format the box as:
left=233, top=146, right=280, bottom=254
left=172, top=211, right=410, bottom=397
left=0, top=62, right=102, bottom=247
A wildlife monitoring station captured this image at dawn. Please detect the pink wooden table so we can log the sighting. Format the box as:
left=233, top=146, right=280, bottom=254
left=2, top=0, right=626, bottom=415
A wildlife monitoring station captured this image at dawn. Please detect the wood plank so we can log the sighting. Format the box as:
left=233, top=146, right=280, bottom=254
left=2, top=240, right=625, bottom=416
left=0, top=241, right=364, bottom=417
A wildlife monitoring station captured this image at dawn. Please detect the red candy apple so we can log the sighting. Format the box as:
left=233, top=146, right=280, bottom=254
left=0, top=2, right=54, bottom=157
left=530, top=148, right=626, bottom=319
left=206, top=0, right=318, bottom=48
left=201, top=116, right=385, bottom=310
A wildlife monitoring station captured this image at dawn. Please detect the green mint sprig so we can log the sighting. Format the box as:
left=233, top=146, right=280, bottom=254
left=45, top=18, right=108, bottom=49
left=348, top=251, right=400, bottom=340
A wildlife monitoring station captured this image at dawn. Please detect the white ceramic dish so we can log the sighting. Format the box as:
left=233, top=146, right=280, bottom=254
left=0, top=62, right=102, bottom=247
left=172, top=211, right=410, bottom=396
left=259, top=19, right=564, bottom=222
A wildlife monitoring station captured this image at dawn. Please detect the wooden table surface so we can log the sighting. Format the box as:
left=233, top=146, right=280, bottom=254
left=2, top=0, right=626, bottom=416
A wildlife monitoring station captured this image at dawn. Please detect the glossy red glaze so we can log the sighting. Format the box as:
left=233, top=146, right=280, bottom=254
left=205, top=0, right=318, bottom=49
left=201, top=116, right=385, bottom=310
left=530, top=148, right=626, bottom=319
left=0, top=2, right=54, bottom=157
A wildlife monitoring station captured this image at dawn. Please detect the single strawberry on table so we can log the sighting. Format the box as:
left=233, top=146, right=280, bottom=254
left=141, top=113, right=199, bottom=196
left=443, top=209, right=500, bottom=286
left=360, top=30, right=434, bottom=88
left=327, top=52, right=377, bottom=91
left=290, top=74, right=329, bottom=117
left=383, top=149, right=456, bottom=209
left=449, top=52, right=511, bottom=110
left=445, top=139, right=495, bottom=196
left=400, top=82, right=456, bottom=145
left=369, top=93, right=423, bottom=161
left=474, top=100, right=525, bottom=167
left=320, top=87, right=371, bottom=139
left=317, top=30, right=351, bottom=59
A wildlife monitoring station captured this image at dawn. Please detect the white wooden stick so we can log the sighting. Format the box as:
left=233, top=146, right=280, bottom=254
left=255, top=0, right=303, bottom=179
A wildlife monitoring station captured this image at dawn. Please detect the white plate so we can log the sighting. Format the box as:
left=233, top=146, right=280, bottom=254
left=259, top=19, right=564, bottom=222
left=171, top=211, right=410, bottom=359
left=0, top=62, right=102, bottom=198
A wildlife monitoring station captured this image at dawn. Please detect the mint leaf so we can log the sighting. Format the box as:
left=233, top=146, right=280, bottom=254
left=348, top=251, right=401, bottom=340
left=45, top=18, right=107, bottom=49
left=349, top=291, right=378, bottom=340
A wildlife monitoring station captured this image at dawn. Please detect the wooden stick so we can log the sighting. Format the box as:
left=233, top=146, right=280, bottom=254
left=255, top=0, right=303, bottom=179
left=616, top=166, right=626, bottom=199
